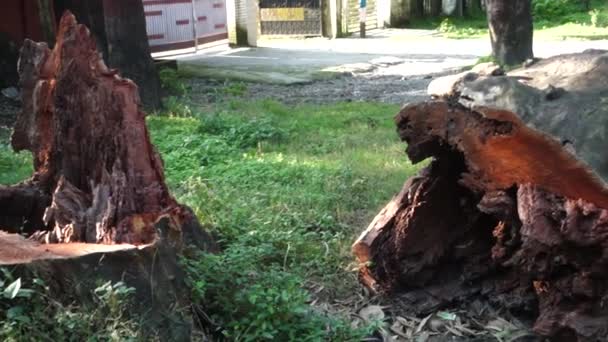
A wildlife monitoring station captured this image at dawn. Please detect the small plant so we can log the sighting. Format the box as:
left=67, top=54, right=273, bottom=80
left=438, top=18, right=456, bottom=33
left=221, top=82, right=248, bottom=97
left=162, top=96, right=193, bottom=117
left=159, top=67, right=187, bottom=96
left=198, top=114, right=286, bottom=148
left=184, top=251, right=374, bottom=341
left=0, top=269, right=141, bottom=341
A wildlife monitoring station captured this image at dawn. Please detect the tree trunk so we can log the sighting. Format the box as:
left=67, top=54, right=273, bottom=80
left=354, top=101, right=608, bottom=340
left=485, top=0, right=533, bottom=66
left=53, top=0, right=162, bottom=111
left=424, top=0, right=442, bottom=16
left=53, top=0, right=109, bottom=57
left=36, top=0, right=56, bottom=46
left=1, top=12, right=201, bottom=245
left=102, top=0, right=162, bottom=111
left=411, top=0, right=425, bottom=17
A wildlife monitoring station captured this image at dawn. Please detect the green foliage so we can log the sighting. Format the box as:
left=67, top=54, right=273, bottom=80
left=220, top=82, right=248, bottom=97
left=162, top=96, right=194, bottom=117
left=532, top=0, right=581, bottom=22
left=410, top=0, right=608, bottom=40
left=589, top=8, right=608, bottom=27
left=185, top=251, right=374, bottom=341
left=159, top=67, right=187, bottom=96
left=149, top=99, right=422, bottom=341
left=198, top=113, right=286, bottom=148
left=0, top=128, right=32, bottom=185
left=0, top=269, right=140, bottom=341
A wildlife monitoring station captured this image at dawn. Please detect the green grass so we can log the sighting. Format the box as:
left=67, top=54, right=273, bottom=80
left=0, top=97, right=423, bottom=340
left=0, top=128, right=32, bottom=185
left=149, top=99, right=421, bottom=340
left=409, top=0, right=608, bottom=40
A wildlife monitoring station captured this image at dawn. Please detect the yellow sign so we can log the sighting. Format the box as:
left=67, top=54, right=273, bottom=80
left=260, top=8, right=305, bottom=21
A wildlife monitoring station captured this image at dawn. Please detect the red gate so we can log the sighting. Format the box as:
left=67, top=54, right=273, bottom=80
left=143, top=0, right=228, bottom=53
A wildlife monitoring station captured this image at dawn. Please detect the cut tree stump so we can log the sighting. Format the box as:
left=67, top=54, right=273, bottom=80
left=0, top=12, right=215, bottom=340
left=354, top=101, right=608, bottom=341
left=3, top=12, right=195, bottom=245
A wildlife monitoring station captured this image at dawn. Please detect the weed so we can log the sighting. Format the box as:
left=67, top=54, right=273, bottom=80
left=159, top=68, right=188, bottom=96
left=221, top=82, right=248, bottom=97
left=0, top=269, right=141, bottom=341
left=162, top=96, right=194, bottom=117
left=0, top=128, right=32, bottom=185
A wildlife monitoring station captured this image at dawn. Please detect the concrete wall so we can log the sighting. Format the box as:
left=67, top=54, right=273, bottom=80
left=322, top=0, right=338, bottom=38
left=246, top=0, right=260, bottom=46
left=227, top=0, right=257, bottom=46
left=390, top=0, right=411, bottom=27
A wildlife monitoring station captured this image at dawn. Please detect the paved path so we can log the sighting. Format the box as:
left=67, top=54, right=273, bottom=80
left=164, top=29, right=608, bottom=84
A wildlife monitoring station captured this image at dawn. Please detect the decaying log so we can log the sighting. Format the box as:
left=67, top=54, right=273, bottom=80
left=354, top=101, right=608, bottom=340
left=0, top=12, right=207, bottom=246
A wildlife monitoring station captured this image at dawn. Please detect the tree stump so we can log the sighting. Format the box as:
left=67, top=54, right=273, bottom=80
left=0, top=12, right=215, bottom=340
left=3, top=12, right=197, bottom=245
left=354, top=101, right=608, bottom=340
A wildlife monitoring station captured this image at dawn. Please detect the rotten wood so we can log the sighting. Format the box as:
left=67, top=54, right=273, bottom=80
left=0, top=12, right=207, bottom=246
left=354, top=100, right=608, bottom=340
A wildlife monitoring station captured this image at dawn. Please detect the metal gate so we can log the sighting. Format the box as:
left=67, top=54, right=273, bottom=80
left=259, top=0, right=322, bottom=36
left=347, top=0, right=377, bottom=33
left=143, top=0, right=228, bottom=53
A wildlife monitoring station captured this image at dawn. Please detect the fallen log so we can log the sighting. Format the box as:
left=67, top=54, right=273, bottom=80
left=354, top=101, right=608, bottom=340
left=0, top=12, right=215, bottom=339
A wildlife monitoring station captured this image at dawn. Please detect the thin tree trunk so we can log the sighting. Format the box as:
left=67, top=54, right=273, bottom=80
left=102, top=0, right=162, bottom=111
left=36, top=0, right=56, bottom=46
left=485, top=0, right=533, bottom=66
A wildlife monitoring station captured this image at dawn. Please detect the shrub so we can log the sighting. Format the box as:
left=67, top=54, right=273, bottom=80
left=532, top=0, right=582, bottom=22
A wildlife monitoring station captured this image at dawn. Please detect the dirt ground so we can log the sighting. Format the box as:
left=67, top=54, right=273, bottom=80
left=0, top=97, right=19, bottom=128
left=186, top=70, right=452, bottom=107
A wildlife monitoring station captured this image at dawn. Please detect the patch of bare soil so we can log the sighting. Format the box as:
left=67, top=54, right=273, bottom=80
left=0, top=96, right=19, bottom=128
left=186, top=71, right=453, bottom=106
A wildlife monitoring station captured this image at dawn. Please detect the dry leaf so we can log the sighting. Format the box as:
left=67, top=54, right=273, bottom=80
left=416, top=314, right=433, bottom=333
left=359, top=305, right=385, bottom=323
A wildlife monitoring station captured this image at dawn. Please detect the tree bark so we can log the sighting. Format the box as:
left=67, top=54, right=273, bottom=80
left=485, top=0, right=533, bottom=66
left=0, top=12, right=200, bottom=245
left=53, top=0, right=162, bottom=111
left=36, top=0, right=56, bottom=46
left=102, top=0, right=162, bottom=111
left=353, top=101, right=608, bottom=340
left=53, top=0, right=109, bottom=57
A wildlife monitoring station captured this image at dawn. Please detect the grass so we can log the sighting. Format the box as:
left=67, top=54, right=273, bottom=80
left=0, top=93, right=423, bottom=340
left=0, top=128, right=31, bottom=185
left=150, top=99, right=420, bottom=339
left=409, top=0, right=608, bottom=40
